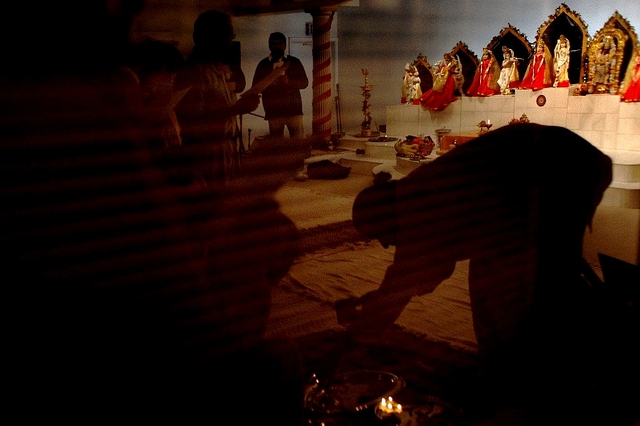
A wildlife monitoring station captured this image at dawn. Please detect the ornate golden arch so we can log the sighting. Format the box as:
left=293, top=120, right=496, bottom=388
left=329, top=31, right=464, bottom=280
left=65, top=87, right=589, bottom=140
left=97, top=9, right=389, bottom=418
left=587, top=25, right=628, bottom=94
left=449, top=41, right=479, bottom=96
left=536, top=3, right=589, bottom=85
left=411, top=54, right=435, bottom=94
left=487, top=24, right=534, bottom=81
left=604, top=11, right=639, bottom=78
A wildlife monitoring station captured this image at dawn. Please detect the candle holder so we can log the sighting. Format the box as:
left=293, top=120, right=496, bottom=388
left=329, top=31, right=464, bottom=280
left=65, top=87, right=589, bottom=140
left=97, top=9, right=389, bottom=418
left=509, top=113, right=530, bottom=125
left=477, top=120, right=493, bottom=134
left=375, top=394, right=464, bottom=424
left=434, top=127, right=451, bottom=151
left=375, top=396, right=403, bottom=423
left=360, top=68, right=375, bottom=137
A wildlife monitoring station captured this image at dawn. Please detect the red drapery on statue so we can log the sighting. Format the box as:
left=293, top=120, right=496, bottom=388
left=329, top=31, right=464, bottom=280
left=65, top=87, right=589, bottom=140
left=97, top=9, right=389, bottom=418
left=519, top=43, right=553, bottom=91
left=621, top=54, right=640, bottom=102
left=467, top=54, right=500, bottom=97
left=420, top=55, right=459, bottom=111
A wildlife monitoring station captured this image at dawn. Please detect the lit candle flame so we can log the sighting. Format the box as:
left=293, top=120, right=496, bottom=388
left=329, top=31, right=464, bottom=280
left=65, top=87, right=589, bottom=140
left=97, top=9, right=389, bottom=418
left=379, top=396, right=402, bottom=414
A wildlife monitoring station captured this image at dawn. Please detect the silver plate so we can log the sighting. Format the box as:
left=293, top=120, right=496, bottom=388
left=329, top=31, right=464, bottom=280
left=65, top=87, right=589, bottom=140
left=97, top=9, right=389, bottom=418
left=304, top=370, right=404, bottom=414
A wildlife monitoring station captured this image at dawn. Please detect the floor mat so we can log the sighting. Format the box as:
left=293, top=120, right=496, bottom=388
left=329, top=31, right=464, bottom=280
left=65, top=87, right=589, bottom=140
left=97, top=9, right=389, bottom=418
left=275, top=185, right=356, bottom=229
left=266, top=240, right=477, bottom=354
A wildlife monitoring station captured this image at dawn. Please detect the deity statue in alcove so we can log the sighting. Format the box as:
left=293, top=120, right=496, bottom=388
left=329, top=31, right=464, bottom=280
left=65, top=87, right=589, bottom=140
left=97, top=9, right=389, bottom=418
left=402, top=63, right=422, bottom=104
left=498, top=46, right=521, bottom=95
left=467, top=48, right=500, bottom=97
left=553, top=34, right=571, bottom=87
left=591, top=35, right=617, bottom=93
left=620, top=48, right=640, bottom=102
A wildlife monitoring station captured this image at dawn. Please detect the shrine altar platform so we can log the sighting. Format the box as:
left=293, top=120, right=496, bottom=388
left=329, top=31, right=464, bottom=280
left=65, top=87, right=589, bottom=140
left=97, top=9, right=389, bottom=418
left=335, top=85, right=640, bottom=266
left=438, top=133, right=477, bottom=152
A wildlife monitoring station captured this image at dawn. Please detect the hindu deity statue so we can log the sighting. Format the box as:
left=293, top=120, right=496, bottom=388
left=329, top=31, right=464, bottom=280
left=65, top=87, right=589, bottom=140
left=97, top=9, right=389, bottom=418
left=553, top=34, right=571, bottom=87
left=591, top=35, right=617, bottom=93
left=467, top=48, right=500, bottom=96
left=620, top=49, right=640, bottom=102
left=419, top=53, right=462, bottom=111
left=519, top=38, right=554, bottom=91
left=498, top=46, right=520, bottom=95
left=402, top=63, right=422, bottom=104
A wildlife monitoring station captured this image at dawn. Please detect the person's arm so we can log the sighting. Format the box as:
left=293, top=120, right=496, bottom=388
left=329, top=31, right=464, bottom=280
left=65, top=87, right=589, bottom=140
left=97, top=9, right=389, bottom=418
left=251, top=59, right=271, bottom=88
left=175, top=65, right=260, bottom=130
left=284, top=57, right=308, bottom=90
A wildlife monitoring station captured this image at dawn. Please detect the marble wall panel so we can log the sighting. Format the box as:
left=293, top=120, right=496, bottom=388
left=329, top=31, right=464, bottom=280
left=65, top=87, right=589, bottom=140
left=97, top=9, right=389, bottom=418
left=617, top=103, right=640, bottom=150
left=618, top=117, right=640, bottom=136
left=460, top=97, right=477, bottom=112
left=604, top=150, right=640, bottom=183
left=387, top=104, right=420, bottom=123
left=491, top=112, right=517, bottom=128
left=567, top=95, right=592, bottom=114
left=424, top=104, right=463, bottom=134
left=619, top=102, right=640, bottom=120
left=573, top=129, right=604, bottom=148
left=604, top=112, right=620, bottom=133
left=386, top=105, right=422, bottom=137
left=462, top=111, right=512, bottom=131
left=616, top=133, right=640, bottom=151
left=387, top=121, right=420, bottom=138
left=567, top=95, right=582, bottom=113
left=460, top=112, right=480, bottom=131
left=591, top=95, right=623, bottom=113
left=520, top=107, right=567, bottom=128
left=590, top=113, right=608, bottom=131
left=565, top=113, right=584, bottom=131
left=418, top=122, right=437, bottom=138
left=387, top=90, right=640, bottom=152
left=602, top=131, right=618, bottom=150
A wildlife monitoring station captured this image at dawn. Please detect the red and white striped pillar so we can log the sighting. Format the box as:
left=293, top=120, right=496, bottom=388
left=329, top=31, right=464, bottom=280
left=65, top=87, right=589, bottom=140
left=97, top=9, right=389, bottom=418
left=306, top=7, right=336, bottom=146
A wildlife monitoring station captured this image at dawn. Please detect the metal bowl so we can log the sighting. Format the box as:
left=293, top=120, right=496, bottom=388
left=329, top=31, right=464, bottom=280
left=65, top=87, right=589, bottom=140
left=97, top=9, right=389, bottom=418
left=368, top=136, right=400, bottom=143
left=304, top=370, right=404, bottom=414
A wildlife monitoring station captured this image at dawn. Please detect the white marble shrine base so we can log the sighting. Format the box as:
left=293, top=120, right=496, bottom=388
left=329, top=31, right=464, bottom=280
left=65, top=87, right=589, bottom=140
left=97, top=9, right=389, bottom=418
left=336, top=87, right=640, bottom=265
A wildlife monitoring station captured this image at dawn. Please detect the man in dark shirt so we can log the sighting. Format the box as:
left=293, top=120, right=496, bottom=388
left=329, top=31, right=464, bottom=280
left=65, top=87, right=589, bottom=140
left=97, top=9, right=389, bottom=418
left=252, top=32, right=309, bottom=139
